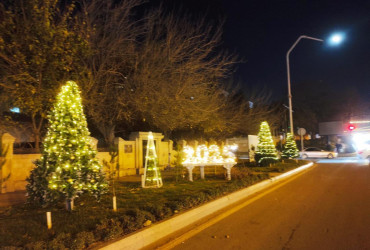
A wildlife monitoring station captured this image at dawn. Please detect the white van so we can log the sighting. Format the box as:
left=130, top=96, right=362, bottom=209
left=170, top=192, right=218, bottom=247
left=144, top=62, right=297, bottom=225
left=358, top=149, right=370, bottom=160
left=356, top=139, right=370, bottom=160
left=352, top=134, right=370, bottom=160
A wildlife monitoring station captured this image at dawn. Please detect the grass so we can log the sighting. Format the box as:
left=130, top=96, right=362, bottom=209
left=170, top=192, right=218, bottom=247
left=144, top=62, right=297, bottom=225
left=0, top=160, right=309, bottom=249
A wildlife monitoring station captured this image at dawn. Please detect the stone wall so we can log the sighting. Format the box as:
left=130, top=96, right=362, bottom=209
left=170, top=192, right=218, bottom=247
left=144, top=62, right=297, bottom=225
left=1, top=132, right=175, bottom=193
left=115, top=137, right=137, bottom=176
left=1, top=133, right=16, bottom=193
left=12, top=153, right=40, bottom=192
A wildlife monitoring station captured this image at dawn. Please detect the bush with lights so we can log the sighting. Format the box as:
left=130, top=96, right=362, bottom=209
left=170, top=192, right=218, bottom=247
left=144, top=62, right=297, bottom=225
left=281, top=133, right=299, bottom=159
left=26, top=81, right=107, bottom=207
left=255, top=121, right=278, bottom=166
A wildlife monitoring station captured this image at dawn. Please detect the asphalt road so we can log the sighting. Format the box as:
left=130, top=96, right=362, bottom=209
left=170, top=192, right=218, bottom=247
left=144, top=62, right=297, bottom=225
left=171, top=161, right=370, bottom=250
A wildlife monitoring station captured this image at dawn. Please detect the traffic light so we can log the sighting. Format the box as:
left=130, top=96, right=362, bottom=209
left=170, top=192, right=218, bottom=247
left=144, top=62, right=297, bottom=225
left=348, top=124, right=356, bottom=131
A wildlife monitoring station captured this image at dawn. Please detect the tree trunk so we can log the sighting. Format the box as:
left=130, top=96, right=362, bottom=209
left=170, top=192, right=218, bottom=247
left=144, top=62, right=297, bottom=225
left=100, top=125, right=116, bottom=146
left=34, top=132, right=40, bottom=151
left=65, top=198, right=74, bottom=211
left=163, top=130, right=172, bottom=140
left=31, top=114, right=44, bottom=151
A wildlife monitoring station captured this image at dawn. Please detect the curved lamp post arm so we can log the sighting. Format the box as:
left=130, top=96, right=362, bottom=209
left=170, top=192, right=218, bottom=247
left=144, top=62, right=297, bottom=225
left=286, top=35, right=323, bottom=135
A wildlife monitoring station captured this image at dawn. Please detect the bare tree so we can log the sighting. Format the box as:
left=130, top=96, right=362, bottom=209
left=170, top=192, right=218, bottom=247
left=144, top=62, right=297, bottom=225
left=78, top=0, right=144, bottom=145
left=237, top=86, right=280, bottom=135
left=128, top=10, right=239, bottom=136
left=79, top=3, right=240, bottom=140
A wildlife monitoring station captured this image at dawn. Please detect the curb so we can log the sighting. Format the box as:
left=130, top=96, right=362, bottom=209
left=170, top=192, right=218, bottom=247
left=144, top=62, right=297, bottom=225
left=99, top=162, right=314, bottom=250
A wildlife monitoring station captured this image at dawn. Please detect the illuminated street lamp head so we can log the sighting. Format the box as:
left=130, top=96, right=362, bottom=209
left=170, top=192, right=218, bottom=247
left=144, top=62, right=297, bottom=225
left=328, top=32, right=345, bottom=46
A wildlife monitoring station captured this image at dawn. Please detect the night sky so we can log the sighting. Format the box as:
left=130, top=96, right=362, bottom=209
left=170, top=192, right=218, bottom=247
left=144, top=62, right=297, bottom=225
left=157, top=0, right=370, bottom=101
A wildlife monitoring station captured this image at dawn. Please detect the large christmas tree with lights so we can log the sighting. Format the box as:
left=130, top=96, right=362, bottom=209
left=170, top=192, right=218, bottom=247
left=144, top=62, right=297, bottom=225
left=26, top=81, right=107, bottom=207
left=281, top=133, right=299, bottom=159
left=255, top=121, right=278, bottom=166
left=142, top=132, right=163, bottom=188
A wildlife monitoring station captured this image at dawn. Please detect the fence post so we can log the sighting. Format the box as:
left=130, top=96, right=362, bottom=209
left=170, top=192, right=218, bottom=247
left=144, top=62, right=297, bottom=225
left=114, top=137, right=125, bottom=177
left=168, top=140, right=173, bottom=168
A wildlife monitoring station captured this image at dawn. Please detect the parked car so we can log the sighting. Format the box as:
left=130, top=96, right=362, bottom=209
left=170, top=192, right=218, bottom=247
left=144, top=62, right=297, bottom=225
left=354, top=137, right=370, bottom=160
left=357, top=148, right=370, bottom=160
left=300, top=147, right=338, bottom=159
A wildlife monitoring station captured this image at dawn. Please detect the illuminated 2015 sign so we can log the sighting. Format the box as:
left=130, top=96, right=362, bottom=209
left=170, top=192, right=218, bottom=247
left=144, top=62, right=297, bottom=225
left=182, top=144, right=237, bottom=165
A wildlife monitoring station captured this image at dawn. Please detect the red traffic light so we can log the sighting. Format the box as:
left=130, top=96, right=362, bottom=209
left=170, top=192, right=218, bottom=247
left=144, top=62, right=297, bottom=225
left=348, top=124, right=356, bottom=131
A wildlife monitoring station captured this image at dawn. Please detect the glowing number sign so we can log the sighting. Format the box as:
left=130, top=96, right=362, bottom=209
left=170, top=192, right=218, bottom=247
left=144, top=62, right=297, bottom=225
left=182, top=144, right=237, bottom=165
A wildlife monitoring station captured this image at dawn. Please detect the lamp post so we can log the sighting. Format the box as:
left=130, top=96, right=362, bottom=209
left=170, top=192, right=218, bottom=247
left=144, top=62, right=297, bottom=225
left=286, top=35, right=323, bottom=135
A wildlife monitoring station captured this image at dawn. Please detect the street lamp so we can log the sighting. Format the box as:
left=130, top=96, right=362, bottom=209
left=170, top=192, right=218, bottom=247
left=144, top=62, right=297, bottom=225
left=286, top=35, right=323, bottom=135
left=328, top=32, right=345, bottom=46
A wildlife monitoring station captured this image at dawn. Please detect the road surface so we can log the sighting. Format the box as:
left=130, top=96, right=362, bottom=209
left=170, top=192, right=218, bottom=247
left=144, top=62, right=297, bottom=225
left=168, top=161, right=370, bottom=250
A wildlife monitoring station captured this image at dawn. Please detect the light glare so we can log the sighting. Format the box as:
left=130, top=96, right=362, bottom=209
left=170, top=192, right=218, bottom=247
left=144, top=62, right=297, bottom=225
left=10, top=107, right=20, bottom=113
left=328, top=32, right=345, bottom=46
left=353, top=132, right=370, bottom=150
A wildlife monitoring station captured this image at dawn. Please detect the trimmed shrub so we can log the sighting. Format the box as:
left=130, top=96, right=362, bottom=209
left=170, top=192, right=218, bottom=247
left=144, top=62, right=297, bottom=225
left=47, top=233, right=71, bottom=249
left=95, top=219, right=123, bottom=241
left=231, top=167, right=252, bottom=179
left=70, top=231, right=94, bottom=249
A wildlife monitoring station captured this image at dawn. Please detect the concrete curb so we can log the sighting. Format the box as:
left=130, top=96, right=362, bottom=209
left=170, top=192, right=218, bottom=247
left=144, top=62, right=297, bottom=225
left=100, top=162, right=314, bottom=250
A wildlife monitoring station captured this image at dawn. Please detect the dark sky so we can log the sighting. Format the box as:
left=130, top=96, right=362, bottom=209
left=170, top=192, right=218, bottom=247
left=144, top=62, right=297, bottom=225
left=158, top=0, right=370, bottom=100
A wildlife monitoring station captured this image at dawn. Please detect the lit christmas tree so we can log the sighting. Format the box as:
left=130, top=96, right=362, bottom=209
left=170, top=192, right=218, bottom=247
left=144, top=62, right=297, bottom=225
left=255, top=121, right=278, bottom=166
left=26, top=81, right=107, bottom=208
left=142, top=132, right=163, bottom=188
left=281, top=133, right=299, bottom=159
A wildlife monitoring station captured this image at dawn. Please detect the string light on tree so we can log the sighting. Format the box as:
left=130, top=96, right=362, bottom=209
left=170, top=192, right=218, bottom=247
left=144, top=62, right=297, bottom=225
left=281, top=133, right=299, bottom=159
left=255, top=121, right=278, bottom=166
left=26, top=81, right=107, bottom=209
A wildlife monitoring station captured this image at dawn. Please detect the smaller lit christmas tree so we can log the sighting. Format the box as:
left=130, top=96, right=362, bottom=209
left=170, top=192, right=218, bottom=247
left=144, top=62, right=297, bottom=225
left=255, top=121, right=278, bottom=166
left=281, top=133, right=299, bottom=159
left=142, top=132, right=163, bottom=188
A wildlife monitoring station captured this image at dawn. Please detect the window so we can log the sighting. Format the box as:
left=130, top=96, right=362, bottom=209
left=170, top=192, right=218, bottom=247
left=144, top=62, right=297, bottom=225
left=124, top=145, right=132, bottom=153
